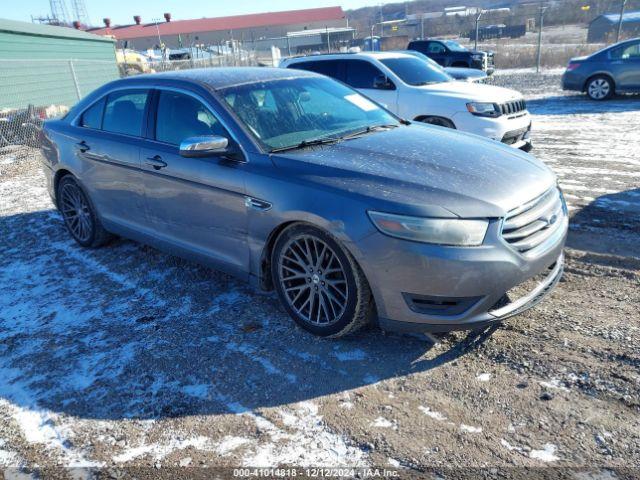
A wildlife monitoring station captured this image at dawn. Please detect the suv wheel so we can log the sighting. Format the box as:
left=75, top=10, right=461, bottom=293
left=586, top=75, right=613, bottom=100
left=271, top=224, right=373, bottom=337
left=58, top=175, right=111, bottom=248
left=419, top=116, right=456, bottom=129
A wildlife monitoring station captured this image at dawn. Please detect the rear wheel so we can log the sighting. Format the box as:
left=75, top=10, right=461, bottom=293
left=586, top=75, right=613, bottom=100
left=271, top=224, right=373, bottom=337
left=58, top=175, right=111, bottom=248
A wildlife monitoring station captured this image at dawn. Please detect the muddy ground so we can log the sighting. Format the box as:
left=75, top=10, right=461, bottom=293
left=0, top=71, right=639, bottom=479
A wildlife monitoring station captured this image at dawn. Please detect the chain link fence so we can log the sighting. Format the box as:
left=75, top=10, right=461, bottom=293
left=0, top=59, right=119, bottom=166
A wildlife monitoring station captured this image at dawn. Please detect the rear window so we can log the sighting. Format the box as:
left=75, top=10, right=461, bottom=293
left=288, top=60, right=345, bottom=82
left=102, top=90, right=149, bottom=137
left=80, top=98, right=105, bottom=129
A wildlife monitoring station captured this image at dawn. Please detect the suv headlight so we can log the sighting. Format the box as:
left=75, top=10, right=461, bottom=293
left=368, top=211, right=488, bottom=246
left=466, top=102, right=501, bottom=118
left=472, top=53, right=485, bottom=61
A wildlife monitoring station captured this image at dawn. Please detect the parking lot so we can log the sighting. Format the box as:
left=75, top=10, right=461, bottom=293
left=0, top=70, right=639, bottom=476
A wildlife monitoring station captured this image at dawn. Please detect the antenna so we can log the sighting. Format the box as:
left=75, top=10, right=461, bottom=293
left=49, top=0, right=71, bottom=24
left=70, top=0, right=91, bottom=26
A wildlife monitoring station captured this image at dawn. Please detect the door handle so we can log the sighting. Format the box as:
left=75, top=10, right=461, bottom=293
left=145, top=155, right=167, bottom=170
left=75, top=141, right=90, bottom=153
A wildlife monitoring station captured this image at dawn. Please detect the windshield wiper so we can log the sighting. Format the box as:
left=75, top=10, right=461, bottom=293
left=339, top=124, right=398, bottom=140
left=269, top=136, right=341, bottom=153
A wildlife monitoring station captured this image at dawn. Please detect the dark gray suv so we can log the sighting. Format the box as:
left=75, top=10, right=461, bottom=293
left=41, top=68, right=567, bottom=337
left=562, top=38, right=640, bottom=100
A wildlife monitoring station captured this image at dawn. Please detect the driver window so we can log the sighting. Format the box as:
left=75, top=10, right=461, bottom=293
left=345, top=60, right=389, bottom=89
left=155, top=91, right=227, bottom=145
left=427, top=42, right=446, bottom=54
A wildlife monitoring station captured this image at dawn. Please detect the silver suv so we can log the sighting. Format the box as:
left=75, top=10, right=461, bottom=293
left=41, top=68, right=567, bottom=337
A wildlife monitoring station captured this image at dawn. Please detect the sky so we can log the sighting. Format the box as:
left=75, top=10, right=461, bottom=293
left=7, top=0, right=392, bottom=26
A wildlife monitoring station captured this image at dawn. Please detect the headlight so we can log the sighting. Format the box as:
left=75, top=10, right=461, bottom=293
left=368, top=211, right=489, bottom=246
left=472, top=53, right=484, bottom=61
left=466, top=102, right=501, bottom=118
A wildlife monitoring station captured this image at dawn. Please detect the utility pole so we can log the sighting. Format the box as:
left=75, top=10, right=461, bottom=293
left=536, top=3, right=547, bottom=73
left=421, top=14, right=424, bottom=39
left=474, top=10, right=484, bottom=51
left=326, top=26, right=331, bottom=53
left=379, top=4, right=384, bottom=37
left=616, top=0, right=627, bottom=43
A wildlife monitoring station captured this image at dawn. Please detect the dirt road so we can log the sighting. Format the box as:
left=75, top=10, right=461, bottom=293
left=0, top=71, right=638, bottom=478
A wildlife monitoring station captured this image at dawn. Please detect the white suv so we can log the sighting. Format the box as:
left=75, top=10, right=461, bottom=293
left=280, top=52, right=532, bottom=150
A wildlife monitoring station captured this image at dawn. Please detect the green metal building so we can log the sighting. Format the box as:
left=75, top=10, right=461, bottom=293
left=0, top=18, right=119, bottom=111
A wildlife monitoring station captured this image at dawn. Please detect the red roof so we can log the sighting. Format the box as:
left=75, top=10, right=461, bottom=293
left=88, top=6, right=345, bottom=40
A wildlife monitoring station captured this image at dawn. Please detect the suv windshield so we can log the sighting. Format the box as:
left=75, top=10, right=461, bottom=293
left=219, top=76, right=399, bottom=151
left=444, top=40, right=468, bottom=52
left=380, top=57, right=453, bottom=85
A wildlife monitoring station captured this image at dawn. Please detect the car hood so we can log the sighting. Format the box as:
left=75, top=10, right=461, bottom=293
left=270, top=124, right=556, bottom=218
left=417, top=81, right=522, bottom=102
left=444, top=67, right=487, bottom=80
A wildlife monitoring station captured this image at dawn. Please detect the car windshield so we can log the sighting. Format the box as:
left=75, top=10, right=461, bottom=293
left=379, top=57, right=453, bottom=85
left=402, top=50, right=443, bottom=68
left=444, top=40, right=468, bottom=52
left=219, top=76, right=400, bottom=151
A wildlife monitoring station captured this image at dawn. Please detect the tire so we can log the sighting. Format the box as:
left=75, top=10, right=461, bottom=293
left=418, top=116, right=456, bottom=129
left=271, top=223, right=374, bottom=338
left=586, top=75, right=613, bottom=100
left=57, top=175, right=111, bottom=248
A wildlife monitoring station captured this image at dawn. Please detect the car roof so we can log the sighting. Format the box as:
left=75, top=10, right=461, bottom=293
left=126, top=67, right=320, bottom=90
left=284, top=51, right=415, bottom=63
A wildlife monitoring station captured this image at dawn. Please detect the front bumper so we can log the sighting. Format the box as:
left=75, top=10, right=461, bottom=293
left=353, top=213, right=567, bottom=333
left=451, top=110, right=532, bottom=150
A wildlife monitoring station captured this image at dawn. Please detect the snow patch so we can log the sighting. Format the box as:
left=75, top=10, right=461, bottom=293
left=113, top=435, right=210, bottom=463
left=371, top=417, right=394, bottom=428
left=460, top=424, right=482, bottom=433
left=216, top=436, right=250, bottom=455
left=476, top=373, right=492, bottom=382
left=333, top=349, right=367, bottom=361
left=539, top=379, right=569, bottom=392
left=418, top=406, right=447, bottom=421
left=530, top=443, right=559, bottom=462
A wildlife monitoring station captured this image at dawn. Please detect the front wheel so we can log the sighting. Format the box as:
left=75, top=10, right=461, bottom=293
left=271, top=224, right=373, bottom=337
left=419, top=116, right=456, bottom=129
left=586, top=75, right=613, bottom=100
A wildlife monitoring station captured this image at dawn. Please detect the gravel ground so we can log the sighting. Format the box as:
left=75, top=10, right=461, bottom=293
left=0, top=71, right=639, bottom=479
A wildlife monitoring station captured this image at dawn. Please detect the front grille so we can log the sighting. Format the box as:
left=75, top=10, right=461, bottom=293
left=499, top=99, right=526, bottom=116
left=502, top=188, right=564, bottom=255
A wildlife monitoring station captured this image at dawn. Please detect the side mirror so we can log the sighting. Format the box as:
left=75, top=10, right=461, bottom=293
left=179, top=135, right=230, bottom=158
left=373, top=74, right=395, bottom=90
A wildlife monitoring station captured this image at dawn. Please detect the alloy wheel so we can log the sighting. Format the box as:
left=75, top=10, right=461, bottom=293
left=588, top=78, right=610, bottom=100
left=278, top=235, right=348, bottom=326
left=60, top=182, right=93, bottom=243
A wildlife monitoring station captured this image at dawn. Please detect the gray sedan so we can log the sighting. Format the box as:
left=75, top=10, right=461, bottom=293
left=41, top=68, right=567, bottom=337
left=562, top=37, right=640, bottom=100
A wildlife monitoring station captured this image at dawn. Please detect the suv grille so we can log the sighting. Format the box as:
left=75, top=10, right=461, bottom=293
left=499, top=99, right=526, bottom=116
left=502, top=188, right=564, bottom=254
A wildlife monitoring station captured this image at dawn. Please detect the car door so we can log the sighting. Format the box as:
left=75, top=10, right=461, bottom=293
left=140, top=88, right=249, bottom=277
left=72, top=88, right=149, bottom=232
left=426, top=41, right=448, bottom=66
left=343, top=59, right=399, bottom=113
left=609, top=41, right=640, bottom=91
